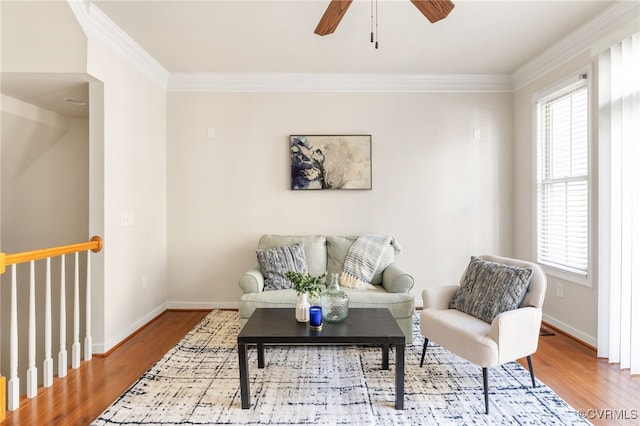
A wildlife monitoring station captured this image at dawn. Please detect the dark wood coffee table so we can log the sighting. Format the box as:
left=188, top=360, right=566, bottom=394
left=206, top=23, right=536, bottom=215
left=237, top=307, right=405, bottom=409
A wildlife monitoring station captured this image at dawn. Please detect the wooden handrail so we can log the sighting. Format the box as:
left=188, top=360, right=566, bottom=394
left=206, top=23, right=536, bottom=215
left=0, top=375, right=5, bottom=421
left=0, top=236, right=102, bottom=417
left=0, top=236, right=102, bottom=275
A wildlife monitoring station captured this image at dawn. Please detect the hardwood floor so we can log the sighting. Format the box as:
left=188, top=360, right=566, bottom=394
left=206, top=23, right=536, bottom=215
left=519, top=325, right=640, bottom=425
left=2, top=310, right=210, bottom=426
left=3, top=310, right=639, bottom=425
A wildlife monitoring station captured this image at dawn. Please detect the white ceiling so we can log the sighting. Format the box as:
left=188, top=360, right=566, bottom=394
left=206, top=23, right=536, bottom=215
left=0, top=0, right=627, bottom=117
left=92, top=0, right=616, bottom=75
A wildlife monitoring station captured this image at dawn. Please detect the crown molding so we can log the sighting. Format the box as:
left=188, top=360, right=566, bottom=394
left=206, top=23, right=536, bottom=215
left=512, top=1, right=640, bottom=91
left=167, top=73, right=513, bottom=93
left=67, top=0, right=169, bottom=88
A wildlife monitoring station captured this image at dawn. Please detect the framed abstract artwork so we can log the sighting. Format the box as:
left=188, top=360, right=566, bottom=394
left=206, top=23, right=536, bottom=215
left=290, top=135, right=372, bottom=190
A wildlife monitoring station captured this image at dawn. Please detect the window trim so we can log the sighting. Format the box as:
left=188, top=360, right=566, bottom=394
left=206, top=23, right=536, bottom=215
left=531, top=65, right=594, bottom=287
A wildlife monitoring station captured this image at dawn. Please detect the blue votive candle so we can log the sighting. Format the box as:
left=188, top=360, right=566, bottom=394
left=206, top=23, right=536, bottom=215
left=309, top=306, right=322, bottom=329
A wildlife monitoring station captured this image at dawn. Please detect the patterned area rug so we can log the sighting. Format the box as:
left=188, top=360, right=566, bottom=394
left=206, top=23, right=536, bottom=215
left=92, top=310, right=589, bottom=425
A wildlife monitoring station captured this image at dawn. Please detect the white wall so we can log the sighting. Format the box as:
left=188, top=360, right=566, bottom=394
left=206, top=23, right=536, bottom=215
left=1, top=101, right=88, bottom=249
left=86, top=38, right=168, bottom=352
left=513, top=51, right=598, bottom=345
left=167, top=91, right=514, bottom=308
left=0, top=0, right=87, bottom=73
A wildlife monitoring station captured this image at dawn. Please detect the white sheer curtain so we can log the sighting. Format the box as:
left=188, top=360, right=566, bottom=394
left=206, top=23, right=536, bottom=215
left=598, top=32, right=640, bottom=375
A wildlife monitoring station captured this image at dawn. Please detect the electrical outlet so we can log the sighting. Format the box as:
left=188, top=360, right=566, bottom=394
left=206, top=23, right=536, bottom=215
left=556, top=283, right=564, bottom=298
left=142, top=274, right=148, bottom=290
left=121, top=213, right=134, bottom=226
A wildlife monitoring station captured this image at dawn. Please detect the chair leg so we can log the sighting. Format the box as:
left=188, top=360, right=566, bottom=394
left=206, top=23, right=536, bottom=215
left=527, top=355, right=536, bottom=388
left=482, top=367, right=489, bottom=414
left=480, top=358, right=534, bottom=415
left=420, top=338, right=429, bottom=367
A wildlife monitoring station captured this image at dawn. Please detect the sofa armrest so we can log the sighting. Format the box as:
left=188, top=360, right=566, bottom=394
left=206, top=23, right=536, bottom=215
left=421, top=285, right=459, bottom=310
left=239, top=264, right=265, bottom=294
left=381, top=263, right=414, bottom=293
left=490, top=307, right=542, bottom=364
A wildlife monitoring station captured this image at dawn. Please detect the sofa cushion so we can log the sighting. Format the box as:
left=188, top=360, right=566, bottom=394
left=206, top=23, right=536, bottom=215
left=258, top=235, right=327, bottom=277
left=326, top=236, right=393, bottom=285
left=342, top=286, right=415, bottom=318
left=449, top=256, right=532, bottom=324
left=256, top=242, right=308, bottom=291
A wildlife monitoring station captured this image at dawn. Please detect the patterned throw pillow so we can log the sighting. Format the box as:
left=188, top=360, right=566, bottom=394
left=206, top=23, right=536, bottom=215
left=256, top=242, right=308, bottom=291
left=449, top=256, right=532, bottom=323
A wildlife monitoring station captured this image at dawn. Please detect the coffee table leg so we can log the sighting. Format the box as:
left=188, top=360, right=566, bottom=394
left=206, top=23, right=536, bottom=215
left=395, top=343, right=405, bottom=409
left=257, top=343, right=265, bottom=368
left=382, top=344, right=389, bottom=370
left=238, top=343, right=251, bottom=409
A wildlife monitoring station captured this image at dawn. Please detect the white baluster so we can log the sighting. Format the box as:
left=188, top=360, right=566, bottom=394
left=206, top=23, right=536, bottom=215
left=84, top=251, right=92, bottom=361
left=72, top=252, right=81, bottom=368
left=26, top=261, right=38, bottom=398
left=43, top=257, right=53, bottom=387
left=7, top=265, right=20, bottom=410
left=58, top=254, right=67, bottom=378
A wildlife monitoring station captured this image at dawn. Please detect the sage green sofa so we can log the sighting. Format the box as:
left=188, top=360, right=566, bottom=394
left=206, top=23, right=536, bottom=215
left=238, top=234, right=416, bottom=342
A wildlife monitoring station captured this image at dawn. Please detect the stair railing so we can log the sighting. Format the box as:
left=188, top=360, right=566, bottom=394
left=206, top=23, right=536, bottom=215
left=0, top=236, right=103, bottom=418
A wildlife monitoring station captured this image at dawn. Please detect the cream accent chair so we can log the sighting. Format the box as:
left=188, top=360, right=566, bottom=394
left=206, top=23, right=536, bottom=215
left=419, top=254, right=547, bottom=414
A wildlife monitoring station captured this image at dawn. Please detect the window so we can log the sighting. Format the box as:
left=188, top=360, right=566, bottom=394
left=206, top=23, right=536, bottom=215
left=535, top=76, right=589, bottom=278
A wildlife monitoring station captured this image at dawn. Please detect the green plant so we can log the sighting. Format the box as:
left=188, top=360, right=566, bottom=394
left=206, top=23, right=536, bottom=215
left=285, top=271, right=327, bottom=299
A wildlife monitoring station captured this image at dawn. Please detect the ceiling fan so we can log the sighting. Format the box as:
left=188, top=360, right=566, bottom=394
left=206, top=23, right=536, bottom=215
left=314, top=0, right=455, bottom=36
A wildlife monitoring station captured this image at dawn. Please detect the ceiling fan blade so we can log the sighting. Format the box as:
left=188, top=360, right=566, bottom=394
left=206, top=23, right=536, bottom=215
left=314, top=0, right=354, bottom=36
left=410, top=0, right=455, bottom=23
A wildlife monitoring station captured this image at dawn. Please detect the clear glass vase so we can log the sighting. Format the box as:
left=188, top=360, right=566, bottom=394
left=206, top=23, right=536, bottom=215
left=322, top=273, right=349, bottom=322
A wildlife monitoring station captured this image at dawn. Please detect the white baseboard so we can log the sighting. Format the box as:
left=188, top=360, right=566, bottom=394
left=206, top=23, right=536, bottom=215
left=92, top=302, right=168, bottom=355
left=542, top=313, right=597, bottom=347
left=91, top=302, right=238, bottom=355
left=166, top=301, right=239, bottom=310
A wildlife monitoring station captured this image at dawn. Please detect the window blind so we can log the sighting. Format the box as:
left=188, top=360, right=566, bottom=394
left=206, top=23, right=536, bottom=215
left=536, top=80, right=589, bottom=276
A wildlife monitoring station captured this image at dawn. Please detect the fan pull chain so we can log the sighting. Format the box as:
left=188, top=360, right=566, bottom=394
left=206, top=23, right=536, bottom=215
left=370, top=0, right=374, bottom=43
left=375, top=0, right=379, bottom=49
left=370, top=0, right=379, bottom=49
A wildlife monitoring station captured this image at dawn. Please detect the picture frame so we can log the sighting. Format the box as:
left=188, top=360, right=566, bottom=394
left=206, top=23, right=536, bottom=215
left=289, top=135, right=372, bottom=190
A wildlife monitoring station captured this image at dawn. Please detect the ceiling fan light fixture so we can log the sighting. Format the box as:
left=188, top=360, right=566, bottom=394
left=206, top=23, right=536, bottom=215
left=314, top=0, right=354, bottom=36
left=314, top=0, right=455, bottom=44
left=410, top=0, right=455, bottom=23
